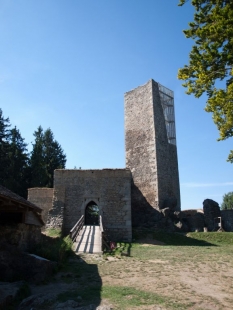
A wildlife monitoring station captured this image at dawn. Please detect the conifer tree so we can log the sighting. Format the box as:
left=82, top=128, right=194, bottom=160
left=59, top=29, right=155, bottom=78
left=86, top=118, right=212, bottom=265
left=30, top=126, right=66, bottom=188
left=0, top=108, right=11, bottom=185
left=43, top=128, right=66, bottom=187
left=6, top=127, right=29, bottom=197
left=30, top=126, right=47, bottom=187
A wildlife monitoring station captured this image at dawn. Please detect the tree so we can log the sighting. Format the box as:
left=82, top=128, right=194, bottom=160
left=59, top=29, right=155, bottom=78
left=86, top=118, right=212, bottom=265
left=0, top=110, right=29, bottom=197
left=30, top=126, right=66, bottom=188
left=43, top=128, right=66, bottom=187
left=30, top=126, right=47, bottom=187
left=0, top=108, right=11, bottom=185
left=5, top=127, right=29, bottom=197
left=178, top=0, right=233, bottom=161
left=221, top=191, right=233, bottom=209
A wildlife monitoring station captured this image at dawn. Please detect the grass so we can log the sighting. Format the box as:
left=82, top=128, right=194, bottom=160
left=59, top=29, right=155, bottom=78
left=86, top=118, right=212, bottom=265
left=27, top=230, right=233, bottom=309
left=134, top=228, right=233, bottom=246
left=129, top=231, right=233, bottom=262
left=187, top=231, right=233, bottom=245
left=102, top=231, right=233, bottom=267
left=57, top=285, right=187, bottom=309
left=101, top=286, right=187, bottom=309
left=30, top=229, right=73, bottom=264
left=44, top=227, right=62, bottom=238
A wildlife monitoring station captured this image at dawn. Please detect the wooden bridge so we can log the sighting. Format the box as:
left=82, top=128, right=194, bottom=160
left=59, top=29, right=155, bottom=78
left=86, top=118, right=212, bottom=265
left=70, top=215, right=108, bottom=254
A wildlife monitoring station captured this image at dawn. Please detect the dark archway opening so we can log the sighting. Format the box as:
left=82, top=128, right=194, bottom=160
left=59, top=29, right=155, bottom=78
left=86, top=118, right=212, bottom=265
left=85, top=201, right=99, bottom=225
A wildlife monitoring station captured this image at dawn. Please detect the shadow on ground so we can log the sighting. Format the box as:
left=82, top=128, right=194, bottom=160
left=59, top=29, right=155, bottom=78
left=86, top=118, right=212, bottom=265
left=16, top=253, right=103, bottom=309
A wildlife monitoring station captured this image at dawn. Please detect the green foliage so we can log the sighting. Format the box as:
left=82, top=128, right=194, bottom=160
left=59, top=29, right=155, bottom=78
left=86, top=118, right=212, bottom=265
left=104, top=242, right=131, bottom=257
left=178, top=0, right=233, bottom=161
left=45, top=227, right=62, bottom=237
left=0, top=108, right=66, bottom=196
left=32, top=233, right=73, bottom=264
left=30, top=125, right=47, bottom=187
left=30, top=126, right=66, bottom=188
left=5, top=127, right=30, bottom=197
left=221, top=191, right=233, bottom=210
left=0, top=110, right=30, bottom=198
left=0, top=108, right=11, bottom=185
left=228, top=150, right=233, bottom=163
left=87, top=205, right=99, bottom=216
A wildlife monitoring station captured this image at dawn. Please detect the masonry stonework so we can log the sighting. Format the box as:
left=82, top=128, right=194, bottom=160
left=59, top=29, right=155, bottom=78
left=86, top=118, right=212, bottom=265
left=28, top=188, right=54, bottom=227
left=125, top=80, right=180, bottom=226
left=47, top=169, right=132, bottom=241
left=221, top=210, right=233, bottom=231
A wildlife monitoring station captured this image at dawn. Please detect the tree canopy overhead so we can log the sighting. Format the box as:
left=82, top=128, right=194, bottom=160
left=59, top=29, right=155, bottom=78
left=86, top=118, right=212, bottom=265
left=178, top=0, right=233, bottom=161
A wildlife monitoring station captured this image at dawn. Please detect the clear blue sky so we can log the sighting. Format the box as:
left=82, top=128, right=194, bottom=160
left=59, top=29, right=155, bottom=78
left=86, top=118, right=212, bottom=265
left=0, top=0, right=232, bottom=210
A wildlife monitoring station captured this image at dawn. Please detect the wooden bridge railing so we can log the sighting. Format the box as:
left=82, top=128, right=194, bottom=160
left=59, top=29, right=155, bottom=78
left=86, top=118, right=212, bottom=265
left=69, top=215, right=84, bottom=242
left=99, top=215, right=110, bottom=251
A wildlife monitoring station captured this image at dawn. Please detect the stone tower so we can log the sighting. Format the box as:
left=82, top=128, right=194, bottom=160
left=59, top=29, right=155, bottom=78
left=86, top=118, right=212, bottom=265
left=125, top=79, right=180, bottom=226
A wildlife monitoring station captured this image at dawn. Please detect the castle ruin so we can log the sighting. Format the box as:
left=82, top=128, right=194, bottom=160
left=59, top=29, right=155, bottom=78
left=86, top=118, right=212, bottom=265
left=28, top=79, right=180, bottom=241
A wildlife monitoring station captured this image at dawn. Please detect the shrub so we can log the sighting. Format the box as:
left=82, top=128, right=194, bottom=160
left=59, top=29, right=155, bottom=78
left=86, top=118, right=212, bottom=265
left=31, top=232, right=73, bottom=264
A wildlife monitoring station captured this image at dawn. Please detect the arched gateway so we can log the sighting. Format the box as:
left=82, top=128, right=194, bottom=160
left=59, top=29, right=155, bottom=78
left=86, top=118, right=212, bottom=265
left=85, top=201, right=99, bottom=225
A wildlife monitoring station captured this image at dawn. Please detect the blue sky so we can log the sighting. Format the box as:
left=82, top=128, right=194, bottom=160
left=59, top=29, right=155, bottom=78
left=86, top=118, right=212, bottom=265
left=0, top=0, right=232, bottom=210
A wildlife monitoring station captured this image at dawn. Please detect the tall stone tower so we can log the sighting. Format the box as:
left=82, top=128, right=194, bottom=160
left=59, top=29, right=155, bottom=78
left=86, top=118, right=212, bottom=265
left=125, top=79, right=180, bottom=226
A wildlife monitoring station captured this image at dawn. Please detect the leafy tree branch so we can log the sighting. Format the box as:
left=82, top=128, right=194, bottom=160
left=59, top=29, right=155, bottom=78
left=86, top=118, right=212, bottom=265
left=178, top=0, right=233, bottom=161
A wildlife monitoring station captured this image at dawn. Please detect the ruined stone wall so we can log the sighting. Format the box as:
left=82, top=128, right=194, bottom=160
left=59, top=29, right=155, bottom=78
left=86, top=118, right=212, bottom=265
left=28, top=188, right=53, bottom=226
left=0, top=223, right=41, bottom=251
left=47, top=169, right=132, bottom=242
left=221, top=210, right=233, bottom=231
left=203, top=199, right=221, bottom=231
left=125, top=79, right=180, bottom=226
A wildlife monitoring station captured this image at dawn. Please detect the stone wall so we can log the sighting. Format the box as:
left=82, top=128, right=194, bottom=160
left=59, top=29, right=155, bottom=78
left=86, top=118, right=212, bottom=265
left=125, top=79, right=180, bottom=226
left=47, top=169, right=132, bottom=242
left=203, top=199, right=221, bottom=231
left=221, top=210, right=233, bottom=231
left=28, top=188, right=54, bottom=226
left=0, top=223, right=41, bottom=251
